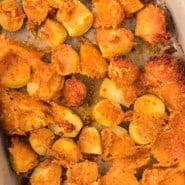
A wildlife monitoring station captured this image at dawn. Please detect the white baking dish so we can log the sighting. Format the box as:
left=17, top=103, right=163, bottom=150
left=0, top=0, right=185, bottom=184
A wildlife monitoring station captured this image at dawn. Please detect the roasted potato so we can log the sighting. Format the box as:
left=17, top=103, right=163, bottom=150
left=0, top=0, right=25, bottom=31
left=100, top=78, right=133, bottom=107
left=65, top=161, right=99, bottom=185
left=92, top=0, right=125, bottom=28
left=0, top=53, right=31, bottom=88
left=108, top=57, right=140, bottom=86
left=101, top=126, right=137, bottom=160
left=56, top=0, right=93, bottom=37
left=29, top=128, right=55, bottom=155
left=22, top=0, right=49, bottom=28
left=30, top=159, right=62, bottom=185
left=51, top=137, right=83, bottom=167
left=9, top=137, right=38, bottom=174
left=52, top=44, right=80, bottom=76
left=48, top=102, right=83, bottom=137
left=118, top=0, right=144, bottom=17
left=135, top=4, right=167, bottom=44
left=142, top=167, right=185, bottom=185
left=96, top=28, right=134, bottom=58
left=78, top=127, right=102, bottom=154
left=80, top=42, right=108, bottom=78
left=41, top=19, right=67, bottom=47
left=0, top=90, right=54, bottom=135
left=93, top=99, right=124, bottom=127
left=129, top=94, right=167, bottom=145
left=63, top=76, right=87, bottom=107
left=27, top=61, right=64, bottom=101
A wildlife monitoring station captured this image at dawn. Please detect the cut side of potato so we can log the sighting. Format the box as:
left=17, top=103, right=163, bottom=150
left=100, top=78, right=132, bottom=107
left=41, top=19, right=67, bottom=47
left=93, top=99, right=124, bottom=127
left=56, top=0, right=93, bottom=37
left=78, top=127, right=102, bottom=154
left=51, top=137, right=83, bottom=167
left=49, top=102, right=83, bottom=137
left=29, top=128, right=55, bottom=155
left=129, top=94, right=167, bottom=145
left=0, top=0, right=25, bottom=32
left=134, top=94, right=166, bottom=116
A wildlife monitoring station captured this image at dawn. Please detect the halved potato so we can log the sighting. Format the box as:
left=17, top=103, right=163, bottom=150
left=30, top=159, right=62, bottom=185
left=51, top=137, right=83, bottom=167
left=48, top=102, right=83, bottom=137
left=135, top=4, right=167, bottom=44
left=80, top=42, right=108, bottom=78
left=93, top=99, right=124, bottom=127
left=78, top=127, right=102, bottom=154
left=29, top=128, right=55, bottom=155
left=129, top=94, right=166, bottom=145
left=41, top=19, right=67, bottom=47
left=96, top=28, right=134, bottom=58
left=0, top=0, right=25, bottom=31
left=0, top=53, right=31, bottom=88
left=134, top=94, right=165, bottom=116
left=51, top=44, right=80, bottom=75
left=9, top=137, right=38, bottom=174
left=56, top=0, right=93, bottom=36
left=100, top=78, right=132, bottom=107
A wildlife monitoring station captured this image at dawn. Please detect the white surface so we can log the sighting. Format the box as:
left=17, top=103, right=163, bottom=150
left=166, top=0, right=185, bottom=53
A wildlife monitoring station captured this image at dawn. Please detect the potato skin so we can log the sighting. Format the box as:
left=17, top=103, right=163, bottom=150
left=9, top=137, right=38, bottom=174
left=63, top=77, right=87, bottom=107
left=92, top=0, right=125, bottom=28
left=135, top=4, right=167, bottom=44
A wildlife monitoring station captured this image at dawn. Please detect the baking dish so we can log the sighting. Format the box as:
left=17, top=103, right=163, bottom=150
left=0, top=0, right=185, bottom=184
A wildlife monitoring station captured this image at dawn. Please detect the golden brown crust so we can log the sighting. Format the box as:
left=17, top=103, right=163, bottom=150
left=63, top=76, right=87, bottom=107
left=96, top=28, right=134, bottom=58
left=80, top=42, right=108, bottom=78
left=66, top=161, right=99, bottom=185
left=9, top=137, right=39, bottom=174
left=143, top=55, right=185, bottom=112
left=92, top=0, right=125, bottom=28
left=108, top=57, right=140, bottom=86
left=135, top=4, right=167, bottom=44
